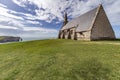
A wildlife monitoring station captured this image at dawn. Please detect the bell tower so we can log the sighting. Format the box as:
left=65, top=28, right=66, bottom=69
left=62, top=12, right=68, bottom=26
left=58, top=12, right=68, bottom=39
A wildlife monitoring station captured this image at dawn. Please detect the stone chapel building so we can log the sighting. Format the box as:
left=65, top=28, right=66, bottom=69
left=58, top=5, right=115, bottom=40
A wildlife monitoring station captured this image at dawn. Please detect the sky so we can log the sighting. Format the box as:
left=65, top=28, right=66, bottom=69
left=0, top=0, right=120, bottom=41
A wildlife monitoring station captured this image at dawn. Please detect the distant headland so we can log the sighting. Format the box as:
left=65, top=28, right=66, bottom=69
left=0, top=36, right=22, bottom=43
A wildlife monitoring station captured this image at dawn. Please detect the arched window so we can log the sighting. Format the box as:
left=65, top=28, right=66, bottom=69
left=70, top=30, right=73, bottom=34
left=80, top=32, right=83, bottom=35
left=79, top=32, right=85, bottom=37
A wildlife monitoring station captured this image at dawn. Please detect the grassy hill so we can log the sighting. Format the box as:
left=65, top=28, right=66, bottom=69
left=0, top=39, right=120, bottom=80
left=0, top=36, right=21, bottom=43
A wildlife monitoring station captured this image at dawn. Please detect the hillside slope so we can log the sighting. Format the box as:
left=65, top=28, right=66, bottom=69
left=0, top=39, right=120, bottom=80
left=0, top=36, right=22, bottom=43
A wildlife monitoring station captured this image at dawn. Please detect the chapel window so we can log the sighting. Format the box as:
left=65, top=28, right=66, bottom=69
left=71, top=30, right=73, bottom=34
left=80, top=32, right=83, bottom=35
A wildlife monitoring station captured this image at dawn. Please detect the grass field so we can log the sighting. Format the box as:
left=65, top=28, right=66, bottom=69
left=0, top=39, right=120, bottom=80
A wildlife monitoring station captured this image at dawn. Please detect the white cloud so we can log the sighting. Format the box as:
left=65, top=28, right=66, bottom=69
left=0, top=25, right=18, bottom=29
left=0, top=7, right=24, bottom=20
left=0, top=23, right=58, bottom=41
left=12, top=0, right=120, bottom=26
left=0, top=14, right=24, bottom=30
left=12, top=0, right=27, bottom=7
left=0, top=5, right=43, bottom=28
left=0, top=3, right=7, bottom=8
left=104, top=0, right=120, bottom=25
left=22, top=26, right=57, bottom=33
left=26, top=20, right=41, bottom=25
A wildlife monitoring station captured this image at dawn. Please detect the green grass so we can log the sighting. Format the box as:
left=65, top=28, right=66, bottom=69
left=0, top=39, right=120, bottom=80
left=0, top=36, right=6, bottom=40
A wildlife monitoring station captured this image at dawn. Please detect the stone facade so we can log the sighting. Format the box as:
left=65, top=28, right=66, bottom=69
left=59, top=27, right=76, bottom=39
left=90, top=5, right=115, bottom=40
left=76, top=31, right=91, bottom=40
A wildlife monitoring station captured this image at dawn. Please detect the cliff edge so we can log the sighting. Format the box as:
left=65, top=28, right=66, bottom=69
left=0, top=36, right=22, bottom=43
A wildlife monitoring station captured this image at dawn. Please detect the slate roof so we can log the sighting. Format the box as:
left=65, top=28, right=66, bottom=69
left=61, top=6, right=99, bottom=32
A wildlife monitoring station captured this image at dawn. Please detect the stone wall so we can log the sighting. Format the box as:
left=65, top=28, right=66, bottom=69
left=59, top=27, right=76, bottom=39
left=91, top=6, right=115, bottom=40
left=76, top=31, right=91, bottom=40
left=69, top=28, right=76, bottom=40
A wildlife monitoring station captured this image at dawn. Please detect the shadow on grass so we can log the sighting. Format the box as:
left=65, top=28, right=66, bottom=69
left=71, top=58, right=112, bottom=80
left=91, top=39, right=120, bottom=42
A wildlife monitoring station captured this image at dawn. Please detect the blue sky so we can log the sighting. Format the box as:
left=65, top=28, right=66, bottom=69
left=0, top=0, right=120, bottom=40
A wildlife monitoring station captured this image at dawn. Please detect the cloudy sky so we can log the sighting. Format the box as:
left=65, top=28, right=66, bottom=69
left=0, top=0, right=120, bottom=41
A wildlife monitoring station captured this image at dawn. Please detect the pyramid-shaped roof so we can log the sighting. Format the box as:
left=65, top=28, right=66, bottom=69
left=61, top=5, right=102, bottom=32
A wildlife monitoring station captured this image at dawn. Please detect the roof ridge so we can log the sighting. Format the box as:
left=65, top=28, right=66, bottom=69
left=88, top=4, right=103, bottom=31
